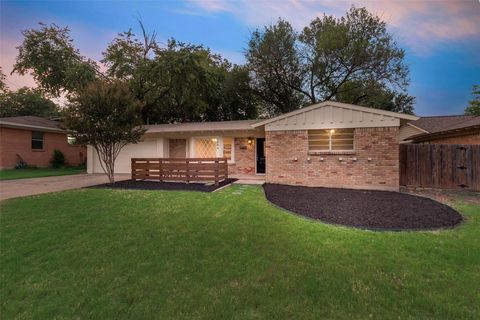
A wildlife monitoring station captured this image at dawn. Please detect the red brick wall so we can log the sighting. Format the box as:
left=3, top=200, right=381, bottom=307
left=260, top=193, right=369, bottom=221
left=0, top=127, right=87, bottom=169
left=169, top=139, right=187, bottom=158
left=265, top=127, right=400, bottom=191
left=420, top=132, right=480, bottom=145
left=227, top=138, right=255, bottom=175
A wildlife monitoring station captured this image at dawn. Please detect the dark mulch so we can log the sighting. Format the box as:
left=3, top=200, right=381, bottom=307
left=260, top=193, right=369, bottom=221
left=89, top=178, right=237, bottom=193
left=263, top=183, right=463, bottom=231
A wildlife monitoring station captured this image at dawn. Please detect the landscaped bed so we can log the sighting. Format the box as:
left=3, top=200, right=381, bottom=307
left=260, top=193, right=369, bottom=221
left=263, top=183, right=463, bottom=230
left=89, top=178, right=237, bottom=192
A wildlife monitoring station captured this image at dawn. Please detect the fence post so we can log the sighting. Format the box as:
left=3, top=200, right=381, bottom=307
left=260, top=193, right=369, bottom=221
left=214, top=158, right=219, bottom=186
left=131, top=158, right=135, bottom=180
left=224, top=158, right=228, bottom=180
left=186, top=159, right=190, bottom=184
left=159, top=159, right=163, bottom=182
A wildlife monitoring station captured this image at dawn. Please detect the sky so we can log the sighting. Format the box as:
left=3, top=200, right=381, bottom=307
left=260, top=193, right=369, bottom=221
left=0, top=0, right=479, bottom=116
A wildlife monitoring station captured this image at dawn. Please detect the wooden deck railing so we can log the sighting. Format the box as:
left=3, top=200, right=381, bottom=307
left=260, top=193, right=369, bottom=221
left=131, top=158, right=228, bottom=186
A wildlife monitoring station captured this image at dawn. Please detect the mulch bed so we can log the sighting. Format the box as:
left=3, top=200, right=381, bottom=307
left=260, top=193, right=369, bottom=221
left=89, top=178, right=237, bottom=193
left=263, top=183, right=463, bottom=231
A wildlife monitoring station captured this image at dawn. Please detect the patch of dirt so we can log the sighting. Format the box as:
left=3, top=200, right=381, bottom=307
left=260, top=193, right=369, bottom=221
left=88, top=179, right=236, bottom=193
left=263, top=184, right=463, bottom=231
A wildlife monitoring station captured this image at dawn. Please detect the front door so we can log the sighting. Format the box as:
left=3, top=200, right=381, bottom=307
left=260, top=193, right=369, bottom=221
left=256, top=138, right=266, bottom=174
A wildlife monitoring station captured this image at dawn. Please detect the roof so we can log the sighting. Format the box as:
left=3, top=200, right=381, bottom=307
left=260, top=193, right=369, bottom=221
left=409, top=116, right=480, bottom=142
left=252, top=101, right=418, bottom=128
left=407, top=115, right=476, bottom=133
left=0, top=116, right=65, bottom=133
left=145, top=119, right=262, bottom=134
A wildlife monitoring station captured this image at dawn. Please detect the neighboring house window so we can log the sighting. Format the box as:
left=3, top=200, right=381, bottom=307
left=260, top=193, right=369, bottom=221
left=308, top=129, right=354, bottom=152
left=67, top=135, right=76, bottom=145
left=31, top=131, right=44, bottom=150
left=194, top=138, right=217, bottom=158
left=223, top=137, right=233, bottom=161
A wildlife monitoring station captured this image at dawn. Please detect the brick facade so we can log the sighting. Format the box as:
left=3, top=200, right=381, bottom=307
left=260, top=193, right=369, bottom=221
left=0, top=127, right=86, bottom=169
left=227, top=138, right=256, bottom=175
left=168, top=139, right=187, bottom=157
left=265, top=127, right=400, bottom=191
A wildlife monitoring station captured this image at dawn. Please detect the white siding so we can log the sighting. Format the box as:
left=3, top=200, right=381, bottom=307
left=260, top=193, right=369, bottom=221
left=87, top=138, right=165, bottom=174
left=264, top=105, right=401, bottom=131
left=398, top=124, right=426, bottom=143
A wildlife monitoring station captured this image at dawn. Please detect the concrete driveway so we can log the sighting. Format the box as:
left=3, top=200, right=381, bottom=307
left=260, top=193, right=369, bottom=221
left=0, top=174, right=130, bottom=201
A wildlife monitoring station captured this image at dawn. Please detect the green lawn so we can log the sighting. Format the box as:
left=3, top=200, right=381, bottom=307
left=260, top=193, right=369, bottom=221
left=1, top=186, right=479, bottom=319
left=0, top=166, right=86, bottom=180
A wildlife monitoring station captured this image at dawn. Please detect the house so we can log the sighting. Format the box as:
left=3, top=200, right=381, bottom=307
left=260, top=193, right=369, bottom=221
left=399, top=115, right=480, bottom=144
left=88, top=101, right=418, bottom=191
left=0, top=116, right=87, bottom=169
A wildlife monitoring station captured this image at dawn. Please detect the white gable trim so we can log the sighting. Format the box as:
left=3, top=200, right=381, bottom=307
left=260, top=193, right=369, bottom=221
left=253, top=101, right=418, bottom=131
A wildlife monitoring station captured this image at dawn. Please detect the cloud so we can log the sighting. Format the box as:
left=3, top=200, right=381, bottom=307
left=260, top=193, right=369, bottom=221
left=183, top=0, right=480, bottom=55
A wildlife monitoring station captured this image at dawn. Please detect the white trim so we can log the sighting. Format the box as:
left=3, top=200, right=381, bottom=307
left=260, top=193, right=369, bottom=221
left=252, top=101, right=419, bottom=128
left=406, top=122, right=430, bottom=134
left=0, top=121, right=65, bottom=133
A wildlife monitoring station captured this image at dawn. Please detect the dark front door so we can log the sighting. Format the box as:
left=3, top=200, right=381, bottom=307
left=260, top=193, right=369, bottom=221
left=256, top=138, right=266, bottom=174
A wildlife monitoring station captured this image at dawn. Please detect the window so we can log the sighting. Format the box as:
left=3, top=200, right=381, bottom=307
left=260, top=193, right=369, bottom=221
left=194, top=138, right=217, bottom=158
left=223, top=137, right=233, bottom=161
left=67, top=135, right=76, bottom=145
left=31, top=131, right=44, bottom=150
left=308, top=129, right=354, bottom=152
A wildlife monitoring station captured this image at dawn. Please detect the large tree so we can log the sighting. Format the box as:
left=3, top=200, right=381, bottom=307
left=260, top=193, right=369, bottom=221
left=0, top=87, right=59, bottom=117
left=64, top=81, right=145, bottom=183
left=103, top=28, right=258, bottom=123
left=464, top=85, right=480, bottom=116
left=13, top=23, right=99, bottom=97
left=246, top=7, right=413, bottom=115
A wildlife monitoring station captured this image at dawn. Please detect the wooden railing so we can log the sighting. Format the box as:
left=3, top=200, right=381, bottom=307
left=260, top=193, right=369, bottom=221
left=131, top=158, right=228, bottom=186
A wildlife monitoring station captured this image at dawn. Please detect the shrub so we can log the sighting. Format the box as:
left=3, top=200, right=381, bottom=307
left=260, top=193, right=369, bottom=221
left=50, top=149, right=65, bottom=168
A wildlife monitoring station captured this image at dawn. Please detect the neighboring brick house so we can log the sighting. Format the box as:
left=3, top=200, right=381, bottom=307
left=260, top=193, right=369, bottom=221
left=399, top=115, right=480, bottom=144
left=0, top=116, right=87, bottom=169
left=88, top=101, right=417, bottom=191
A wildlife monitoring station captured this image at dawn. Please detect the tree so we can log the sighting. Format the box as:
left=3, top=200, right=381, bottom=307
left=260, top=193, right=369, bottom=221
left=64, top=81, right=145, bottom=183
left=103, top=26, right=259, bottom=123
left=464, top=85, right=480, bottom=116
left=0, top=87, right=59, bottom=117
left=246, top=7, right=413, bottom=115
left=0, top=67, right=8, bottom=94
left=13, top=23, right=98, bottom=97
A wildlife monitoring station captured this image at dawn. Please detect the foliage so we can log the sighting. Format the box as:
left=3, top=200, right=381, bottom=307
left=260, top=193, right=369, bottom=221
left=50, top=149, right=65, bottom=168
left=0, top=67, right=8, bottom=94
left=103, top=27, right=258, bottom=123
left=13, top=23, right=98, bottom=97
left=64, top=80, right=145, bottom=183
left=0, top=186, right=479, bottom=318
left=246, top=7, right=413, bottom=115
left=464, top=85, right=480, bottom=116
left=0, top=87, right=59, bottom=117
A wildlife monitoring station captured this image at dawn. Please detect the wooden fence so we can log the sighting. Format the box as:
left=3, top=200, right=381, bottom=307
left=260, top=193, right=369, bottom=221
left=400, top=144, right=480, bottom=191
left=131, top=158, right=228, bottom=186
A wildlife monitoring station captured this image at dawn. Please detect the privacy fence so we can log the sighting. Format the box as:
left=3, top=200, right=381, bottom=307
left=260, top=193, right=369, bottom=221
left=131, top=158, right=228, bottom=186
left=400, top=144, right=480, bottom=191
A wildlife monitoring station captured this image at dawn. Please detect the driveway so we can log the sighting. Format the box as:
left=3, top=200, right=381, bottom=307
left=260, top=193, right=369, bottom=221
left=0, top=174, right=130, bottom=201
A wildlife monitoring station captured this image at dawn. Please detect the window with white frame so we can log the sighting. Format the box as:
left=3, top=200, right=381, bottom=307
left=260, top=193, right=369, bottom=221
left=223, top=137, right=233, bottom=161
left=308, top=129, right=354, bottom=152
left=194, top=138, right=217, bottom=158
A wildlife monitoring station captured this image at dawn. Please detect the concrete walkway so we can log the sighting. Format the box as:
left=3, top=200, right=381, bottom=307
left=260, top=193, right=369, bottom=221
left=0, top=174, right=130, bottom=201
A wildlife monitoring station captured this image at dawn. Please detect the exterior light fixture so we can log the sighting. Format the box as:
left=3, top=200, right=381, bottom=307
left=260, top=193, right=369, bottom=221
left=247, top=138, right=253, bottom=145
left=330, top=129, right=335, bottom=134
left=211, top=138, right=217, bottom=142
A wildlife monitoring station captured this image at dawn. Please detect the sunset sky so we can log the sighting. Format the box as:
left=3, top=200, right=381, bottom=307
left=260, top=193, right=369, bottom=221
left=1, top=0, right=479, bottom=115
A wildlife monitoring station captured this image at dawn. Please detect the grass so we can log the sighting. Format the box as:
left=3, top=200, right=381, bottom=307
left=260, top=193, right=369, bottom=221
left=1, top=185, right=479, bottom=319
left=0, top=166, right=86, bottom=180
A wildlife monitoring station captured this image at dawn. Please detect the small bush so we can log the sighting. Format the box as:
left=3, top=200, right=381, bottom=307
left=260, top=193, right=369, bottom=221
left=14, top=161, right=28, bottom=169
left=50, top=149, right=65, bottom=168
